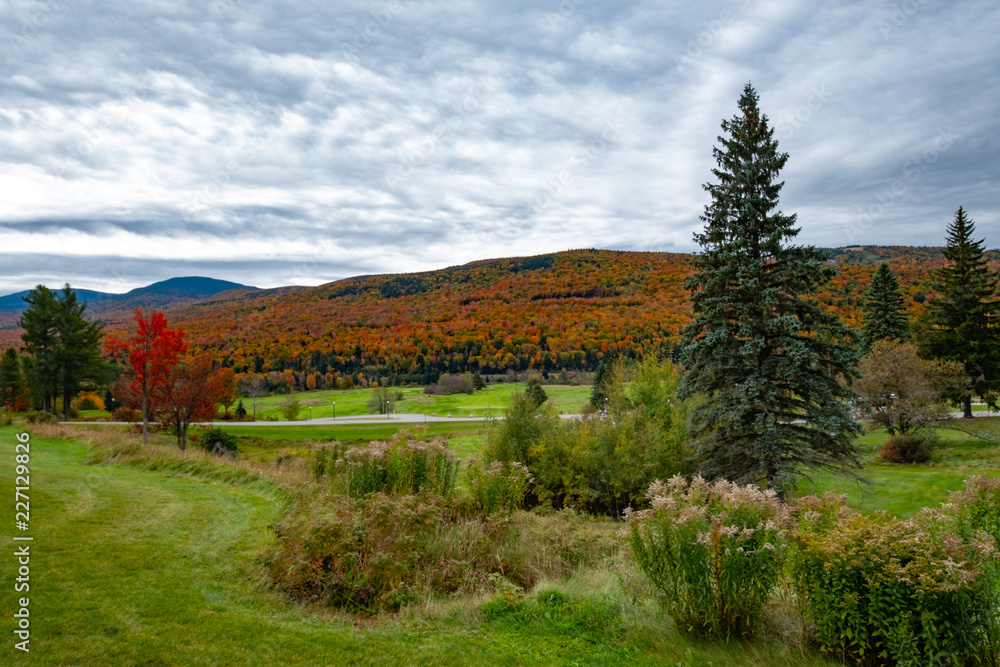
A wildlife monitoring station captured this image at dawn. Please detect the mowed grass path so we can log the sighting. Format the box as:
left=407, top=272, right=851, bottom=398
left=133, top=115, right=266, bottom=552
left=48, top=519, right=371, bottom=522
left=1, top=426, right=748, bottom=666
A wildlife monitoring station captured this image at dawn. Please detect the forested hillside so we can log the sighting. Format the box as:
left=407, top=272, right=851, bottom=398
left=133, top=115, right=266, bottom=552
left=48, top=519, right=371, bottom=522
left=161, top=246, right=994, bottom=384
left=1, top=246, right=991, bottom=384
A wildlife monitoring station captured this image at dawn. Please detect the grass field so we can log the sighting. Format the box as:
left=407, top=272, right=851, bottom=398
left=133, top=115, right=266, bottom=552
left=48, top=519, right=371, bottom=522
left=796, top=425, right=1000, bottom=517
left=0, top=424, right=841, bottom=666
left=78, top=384, right=592, bottom=422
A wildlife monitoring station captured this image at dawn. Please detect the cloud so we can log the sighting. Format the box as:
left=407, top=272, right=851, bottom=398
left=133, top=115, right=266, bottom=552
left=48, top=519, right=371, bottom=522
left=0, top=0, right=997, bottom=295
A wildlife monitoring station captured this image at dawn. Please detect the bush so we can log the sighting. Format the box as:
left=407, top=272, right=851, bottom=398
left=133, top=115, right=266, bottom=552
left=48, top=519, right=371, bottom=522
left=113, top=406, right=141, bottom=423
left=879, top=432, right=934, bottom=463
left=467, top=458, right=532, bottom=515
left=268, top=492, right=445, bottom=612
left=25, top=411, right=59, bottom=424
left=329, top=431, right=458, bottom=499
left=792, top=492, right=1000, bottom=666
left=198, top=427, right=238, bottom=456
left=627, top=475, right=788, bottom=639
left=940, top=475, right=1000, bottom=555
left=483, top=357, right=691, bottom=516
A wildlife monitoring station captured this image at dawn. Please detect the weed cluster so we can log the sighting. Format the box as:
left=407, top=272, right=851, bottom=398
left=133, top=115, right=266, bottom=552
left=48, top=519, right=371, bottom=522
left=627, top=475, right=788, bottom=639
left=792, top=488, right=1000, bottom=665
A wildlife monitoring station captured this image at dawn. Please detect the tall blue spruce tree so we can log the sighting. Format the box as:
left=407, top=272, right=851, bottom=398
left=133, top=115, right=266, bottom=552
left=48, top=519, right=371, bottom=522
left=678, top=83, right=862, bottom=497
left=921, top=207, right=1000, bottom=418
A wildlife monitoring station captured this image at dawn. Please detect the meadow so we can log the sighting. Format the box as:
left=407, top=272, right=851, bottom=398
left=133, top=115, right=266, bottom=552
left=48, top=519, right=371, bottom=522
left=3, top=414, right=999, bottom=665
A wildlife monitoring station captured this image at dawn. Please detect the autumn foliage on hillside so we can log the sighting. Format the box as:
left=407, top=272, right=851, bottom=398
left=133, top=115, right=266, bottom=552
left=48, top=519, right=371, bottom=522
left=131, top=246, right=989, bottom=387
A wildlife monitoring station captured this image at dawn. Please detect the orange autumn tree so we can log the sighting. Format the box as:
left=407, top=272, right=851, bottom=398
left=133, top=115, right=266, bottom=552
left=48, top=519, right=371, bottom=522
left=105, top=309, right=187, bottom=444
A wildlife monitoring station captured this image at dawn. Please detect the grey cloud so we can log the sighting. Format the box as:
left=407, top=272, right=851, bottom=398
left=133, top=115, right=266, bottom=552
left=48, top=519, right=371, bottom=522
left=0, top=0, right=997, bottom=293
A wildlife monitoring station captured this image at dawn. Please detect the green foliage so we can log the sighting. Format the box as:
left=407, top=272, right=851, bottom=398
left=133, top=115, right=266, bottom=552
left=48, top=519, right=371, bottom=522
left=878, top=432, right=935, bottom=463
left=524, top=377, right=548, bottom=408
left=943, top=475, right=1000, bottom=548
left=679, top=83, right=862, bottom=496
left=0, top=347, right=21, bottom=408
left=792, top=492, right=1000, bottom=666
left=19, top=284, right=108, bottom=417
left=484, top=357, right=691, bottom=515
left=920, top=207, right=1000, bottom=417
left=25, top=410, right=59, bottom=424
left=328, top=431, right=458, bottom=499
left=859, top=263, right=910, bottom=353
left=628, top=476, right=788, bottom=639
left=279, top=394, right=301, bottom=421
left=198, top=427, right=239, bottom=455
left=467, top=457, right=533, bottom=515
left=479, top=586, right=627, bottom=649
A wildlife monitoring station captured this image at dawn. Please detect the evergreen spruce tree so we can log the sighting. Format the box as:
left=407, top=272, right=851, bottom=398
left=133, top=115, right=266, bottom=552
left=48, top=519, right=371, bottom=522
left=921, top=207, right=1000, bottom=418
left=0, top=348, right=22, bottom=409
left=19, top=284, right=107, bottom=417
left=678, top=83, right=862, bottom=497
left=859, top=263, right=910, bottom=353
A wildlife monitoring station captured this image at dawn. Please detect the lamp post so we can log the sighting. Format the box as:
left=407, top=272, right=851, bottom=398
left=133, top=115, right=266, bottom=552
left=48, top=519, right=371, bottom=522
left=332, top=401, right=336, bottom=420
left=309, top=406, right=312, bottom=421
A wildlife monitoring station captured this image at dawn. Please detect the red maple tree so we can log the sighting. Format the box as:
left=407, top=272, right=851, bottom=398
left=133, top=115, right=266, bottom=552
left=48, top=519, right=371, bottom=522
left=156, top=354, right=223, bottom=449
left=105, top=309, right=187, bottom=444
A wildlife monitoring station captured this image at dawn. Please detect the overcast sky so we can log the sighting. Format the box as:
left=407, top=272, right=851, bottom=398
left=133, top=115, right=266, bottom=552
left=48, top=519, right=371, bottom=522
left=0, top=0, right=997, bottom=295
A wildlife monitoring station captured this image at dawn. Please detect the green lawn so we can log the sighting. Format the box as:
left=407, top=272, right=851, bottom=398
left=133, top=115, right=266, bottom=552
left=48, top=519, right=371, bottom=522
left=796, top=425, right=1000, bottom=517
left=0, top=425, right=839, bottom=665
left=225, top=384, right=589, bottom=421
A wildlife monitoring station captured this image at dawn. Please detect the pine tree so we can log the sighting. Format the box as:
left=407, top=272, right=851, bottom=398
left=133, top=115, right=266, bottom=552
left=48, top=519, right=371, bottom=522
left=859, top=263, right=910, bottom=353
left=19, top=285, right=107, bottom=416
left=678, top=83, right=862, bottom=497
left=0, top=348, right=22, bottom=409
left=921, top=207, right=1000, bottom=418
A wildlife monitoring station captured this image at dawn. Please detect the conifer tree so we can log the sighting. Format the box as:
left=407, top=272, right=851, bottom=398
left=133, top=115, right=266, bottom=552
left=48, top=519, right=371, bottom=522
left=921, top=207, right=1000, bottom=418
left=0, top=348, right=22, bottom=409
left=19, top=285, right=106, bottom=416
left=678, top=83, right=861, bottom=497
left=859, top=263, right=910, bottom=353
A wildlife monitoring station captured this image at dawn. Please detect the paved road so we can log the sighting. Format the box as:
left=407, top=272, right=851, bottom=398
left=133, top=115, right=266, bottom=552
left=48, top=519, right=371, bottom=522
left=67, top=412, right=586, bottom=427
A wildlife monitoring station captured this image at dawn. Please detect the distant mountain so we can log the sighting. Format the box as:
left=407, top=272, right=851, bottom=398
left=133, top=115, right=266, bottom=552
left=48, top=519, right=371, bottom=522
left=0, top=277, right=256, bottom=312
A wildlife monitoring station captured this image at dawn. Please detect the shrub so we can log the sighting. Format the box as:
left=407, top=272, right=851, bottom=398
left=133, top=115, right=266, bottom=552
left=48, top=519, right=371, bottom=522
left=25, top=411, right=59, bottom=424
left=74, top=392, right=105, bottom=411
left=467, top=457, right=532, bottom=515
left=234, top=400, right=247, bottom=420
left=879, top=432, right=934, bottom=463
left=268, top=492, right=445, bottom=612
left=330, top=432, right=458, bottom=499
left=627, top=475, right=788, bottom=638
left=113, top=406, right=141, bottom=423
left=940, top=475, right=1000, bottom=554
left=792, top=492, right=1000, bottom=666
left=198, top=427, right=238, bottom=456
